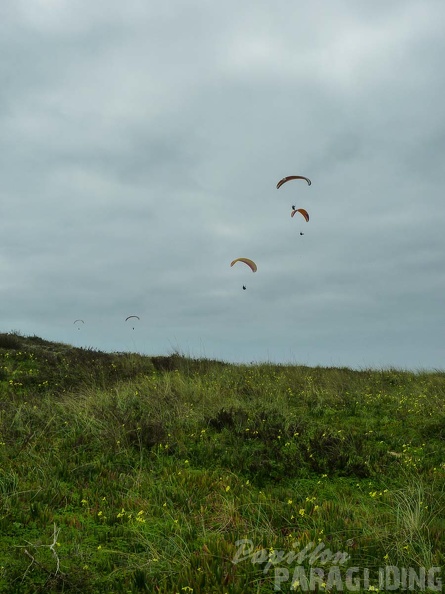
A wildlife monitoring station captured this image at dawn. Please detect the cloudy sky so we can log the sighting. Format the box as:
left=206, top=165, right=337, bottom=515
left=1, top=0, right=444, bottom=369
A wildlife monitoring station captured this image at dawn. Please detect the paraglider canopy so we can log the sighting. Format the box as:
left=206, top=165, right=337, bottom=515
left=125, top=315, right=140, bottom=330
left=230, top=258, right=257, bottom=272
left=277, top=175, right=312, bottom=189
left=291, top=208, right=309, bottom=222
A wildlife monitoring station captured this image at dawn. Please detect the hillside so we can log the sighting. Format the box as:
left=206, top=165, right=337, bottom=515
left=0, top=332, right=444, bottom=593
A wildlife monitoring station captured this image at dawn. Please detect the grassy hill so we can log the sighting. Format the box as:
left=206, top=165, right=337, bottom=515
left=0, top=332, right=444, bottom=593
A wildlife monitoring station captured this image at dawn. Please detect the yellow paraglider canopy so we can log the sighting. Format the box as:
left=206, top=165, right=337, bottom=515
left=230, top=258, right=257, bottom=272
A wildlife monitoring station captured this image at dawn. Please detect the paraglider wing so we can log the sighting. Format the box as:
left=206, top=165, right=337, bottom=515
left=291, top=208, right=310, bottom=222
left=276, top=175, right=311, bottom=189
left=230, top=258, right=257, bottom=272
left=125, top=315, right=140, bottom=330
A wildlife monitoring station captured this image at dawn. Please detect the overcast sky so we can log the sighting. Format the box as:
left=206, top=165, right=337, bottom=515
left=1, top=0, right=444, bottom=369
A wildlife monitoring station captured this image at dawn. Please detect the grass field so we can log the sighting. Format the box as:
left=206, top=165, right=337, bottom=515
left=0, top=332, right=444, bottom=593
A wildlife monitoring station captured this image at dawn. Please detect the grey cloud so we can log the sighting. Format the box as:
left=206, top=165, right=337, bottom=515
left=1, top=0, right=444, bottom=369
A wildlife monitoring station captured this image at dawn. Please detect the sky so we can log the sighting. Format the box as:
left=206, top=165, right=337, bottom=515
left=1, top=0, right=444, bottom=369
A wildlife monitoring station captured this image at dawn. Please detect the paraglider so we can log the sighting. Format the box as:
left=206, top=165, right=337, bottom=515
left=291, top=208, right=309, bottom=222
left=73, top=319, right=84, bottom=330
left=276, top=175, right=312, bottom=189
left=231, top=258, right=257, bottom=290
left=125, top=315, right=140, bottom=330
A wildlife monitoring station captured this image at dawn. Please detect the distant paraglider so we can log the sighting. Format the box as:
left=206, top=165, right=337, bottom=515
left=231, top=258, right=257, bottom=291
left=125, top=315, right=140, bottom=330
left=276, top=175, right=312, bottom=189
left=73, top=319, right=84, bottom=330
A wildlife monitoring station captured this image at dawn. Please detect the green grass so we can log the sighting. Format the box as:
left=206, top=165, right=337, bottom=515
left=0, top=332, right=444, bottom=593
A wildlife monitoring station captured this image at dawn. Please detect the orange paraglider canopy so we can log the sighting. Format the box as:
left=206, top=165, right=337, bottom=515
left=291, top=208, right=309, bottom=222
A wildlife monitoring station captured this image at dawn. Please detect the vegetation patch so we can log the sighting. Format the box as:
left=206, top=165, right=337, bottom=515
left=0, top=332, right=444, bottom=592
